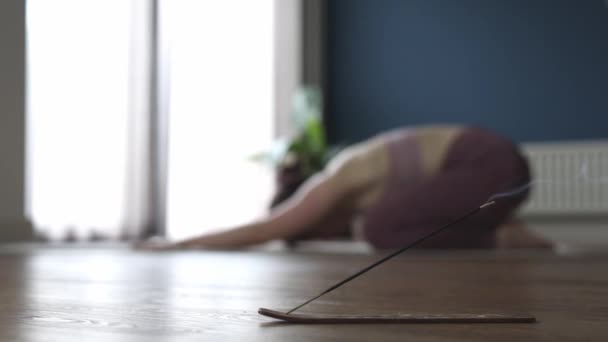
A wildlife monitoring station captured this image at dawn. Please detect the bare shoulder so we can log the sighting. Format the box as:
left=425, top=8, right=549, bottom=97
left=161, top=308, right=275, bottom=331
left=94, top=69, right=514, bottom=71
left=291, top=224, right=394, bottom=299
left=324, top=135, right=390, bottom=194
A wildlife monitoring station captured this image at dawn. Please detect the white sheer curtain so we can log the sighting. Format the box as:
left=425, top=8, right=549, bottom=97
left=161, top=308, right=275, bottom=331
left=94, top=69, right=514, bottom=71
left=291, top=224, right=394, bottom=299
left=27, top=0, right=152, bottom=241
left=28, top=0, right=284, bottom=241
left=163, top=0, right=276, bottom=240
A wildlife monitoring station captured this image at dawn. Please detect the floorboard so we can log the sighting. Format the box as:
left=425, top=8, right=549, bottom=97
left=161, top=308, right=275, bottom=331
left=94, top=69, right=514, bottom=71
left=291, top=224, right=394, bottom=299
left=1, top=245, right=607, bottom=341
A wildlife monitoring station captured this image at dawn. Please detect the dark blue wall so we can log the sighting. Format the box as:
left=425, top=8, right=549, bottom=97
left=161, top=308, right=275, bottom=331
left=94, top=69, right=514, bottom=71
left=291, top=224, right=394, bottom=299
left=326, top=0, right=608, bottom=143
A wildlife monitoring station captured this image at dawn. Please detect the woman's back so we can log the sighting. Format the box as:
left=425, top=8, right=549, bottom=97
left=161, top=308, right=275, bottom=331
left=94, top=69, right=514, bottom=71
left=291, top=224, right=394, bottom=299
left=328, top=125, right=465, bottom=211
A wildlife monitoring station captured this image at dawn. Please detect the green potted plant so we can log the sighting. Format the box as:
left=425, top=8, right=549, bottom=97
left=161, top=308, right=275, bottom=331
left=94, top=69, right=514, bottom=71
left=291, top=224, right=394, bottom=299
left=252, top=86, right=342, bottom=208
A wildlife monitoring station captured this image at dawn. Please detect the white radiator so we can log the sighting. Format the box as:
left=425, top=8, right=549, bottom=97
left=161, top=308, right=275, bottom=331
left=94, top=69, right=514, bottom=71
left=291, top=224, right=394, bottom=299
left=520, top=141, right=608, bottom=216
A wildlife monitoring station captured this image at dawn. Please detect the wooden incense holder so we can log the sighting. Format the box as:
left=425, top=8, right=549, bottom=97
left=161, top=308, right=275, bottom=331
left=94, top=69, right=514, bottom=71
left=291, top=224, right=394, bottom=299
left=258, top=308, right=536, bottom=324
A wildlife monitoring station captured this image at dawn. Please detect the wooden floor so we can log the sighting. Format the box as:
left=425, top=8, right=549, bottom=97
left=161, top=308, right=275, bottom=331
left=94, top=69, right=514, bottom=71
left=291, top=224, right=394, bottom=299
left=1, top=245, right=607, bottom=341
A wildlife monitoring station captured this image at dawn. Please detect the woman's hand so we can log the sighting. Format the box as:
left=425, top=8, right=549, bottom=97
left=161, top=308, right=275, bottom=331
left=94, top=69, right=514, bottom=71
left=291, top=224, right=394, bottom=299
left=133, top=236, right=182, bottom=251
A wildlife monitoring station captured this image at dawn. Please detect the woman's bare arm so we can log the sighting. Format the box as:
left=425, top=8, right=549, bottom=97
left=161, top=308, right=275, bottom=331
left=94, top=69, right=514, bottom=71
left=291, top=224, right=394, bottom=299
left=137, top=138, right=389, bottom=250
left=171, top=171, right=347, bottom=249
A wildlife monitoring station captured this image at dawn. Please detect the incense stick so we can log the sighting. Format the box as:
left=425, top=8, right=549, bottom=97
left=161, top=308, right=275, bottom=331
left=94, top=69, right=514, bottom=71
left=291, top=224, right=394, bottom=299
left=285, top=201, right=496, bottom=315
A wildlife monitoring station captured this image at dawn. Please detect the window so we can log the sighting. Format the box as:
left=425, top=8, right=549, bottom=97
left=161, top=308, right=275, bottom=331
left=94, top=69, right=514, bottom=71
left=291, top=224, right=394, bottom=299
left=27, top=0, right=135, bottom=240
left=27, top=0, right=278, bottom=241
left=163, top=0, right=275, bottom=240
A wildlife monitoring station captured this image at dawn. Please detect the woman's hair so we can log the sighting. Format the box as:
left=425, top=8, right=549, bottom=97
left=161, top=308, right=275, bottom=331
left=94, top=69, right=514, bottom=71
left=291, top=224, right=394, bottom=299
left=269, top=156, right=308, bottom=209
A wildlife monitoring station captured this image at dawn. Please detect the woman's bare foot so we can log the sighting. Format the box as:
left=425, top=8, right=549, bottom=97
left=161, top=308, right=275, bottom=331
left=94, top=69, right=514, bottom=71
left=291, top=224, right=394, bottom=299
left=496, top=219, right=554, bottom=249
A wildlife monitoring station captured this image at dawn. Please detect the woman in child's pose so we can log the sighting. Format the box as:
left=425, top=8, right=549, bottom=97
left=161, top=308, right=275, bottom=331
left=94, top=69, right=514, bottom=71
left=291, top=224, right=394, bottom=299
left=142, top=125, right=551, bottom=250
